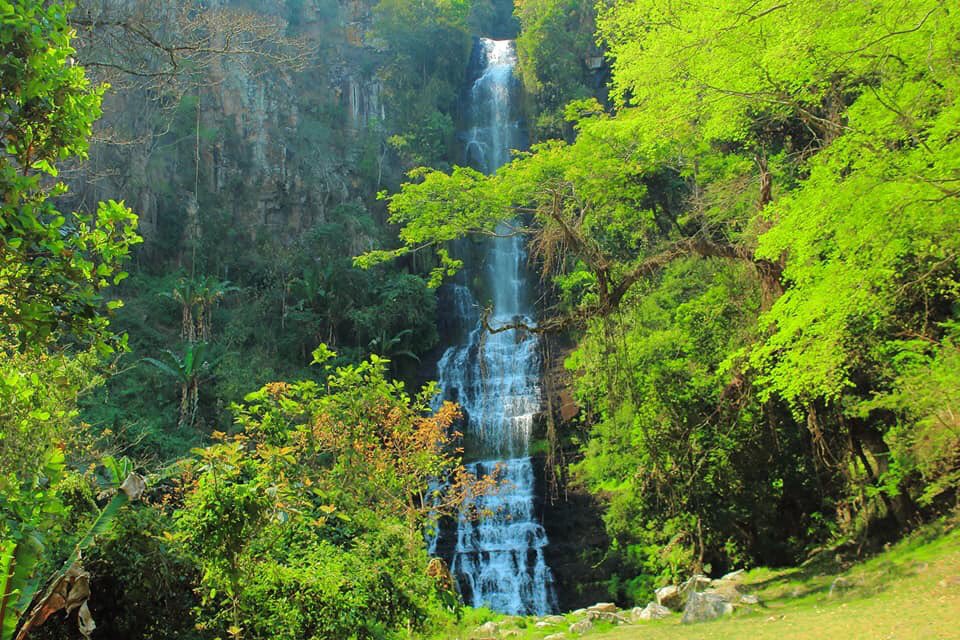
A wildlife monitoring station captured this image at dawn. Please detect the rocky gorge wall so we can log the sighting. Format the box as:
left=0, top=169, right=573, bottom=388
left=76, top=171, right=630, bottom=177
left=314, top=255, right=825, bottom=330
left=67, top=0, right=434, bottom=260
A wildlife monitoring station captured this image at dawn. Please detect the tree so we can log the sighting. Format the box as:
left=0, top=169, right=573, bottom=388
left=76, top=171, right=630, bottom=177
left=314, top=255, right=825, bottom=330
left=144, top=342, right=219, bottom=428
left=0, top=0, right=140, bottom=351
left=361, top=0, right=960, bottom=590
left=1, top=2, right=142, bottom=635
left=176, top=347, right=483, bottom=639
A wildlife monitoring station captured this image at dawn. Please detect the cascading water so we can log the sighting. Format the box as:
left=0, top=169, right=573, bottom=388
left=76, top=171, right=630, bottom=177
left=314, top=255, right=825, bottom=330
left=433, top=38, right=557, bottom=616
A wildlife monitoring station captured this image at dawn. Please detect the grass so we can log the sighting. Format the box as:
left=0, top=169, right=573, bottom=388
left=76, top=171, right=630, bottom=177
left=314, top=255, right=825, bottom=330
left=433, top=519, right=960, bottom=639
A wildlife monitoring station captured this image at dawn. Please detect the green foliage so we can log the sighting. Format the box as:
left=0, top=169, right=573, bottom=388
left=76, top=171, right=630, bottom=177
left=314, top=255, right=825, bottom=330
left=176, top=351, right=470, bottom=639
left=0, top=2, right=142, bottom=636
left=514, top=0, right=599, bottom=139
left=368, top=0, right=960, bottom=598
left=373, top=0, right=473, bottom=170
left=0, top=0, right=140, bottom=352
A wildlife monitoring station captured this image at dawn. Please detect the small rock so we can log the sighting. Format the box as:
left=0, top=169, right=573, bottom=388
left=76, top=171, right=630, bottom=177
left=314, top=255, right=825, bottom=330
left=569, top=619, right=594, bottom=634
left=544, top=615, right=566, bottom=624
left=587, top=611, right=628, bottom=624
left=633, top=602, right=672, bottom=621
left=655, top=584, right=684, bottom=610
left=829, top=577, right=853, bottom=597
left=587, top=602, right=618, bottom=614
left=720, top=569, right=745, bottom=582
left=535, top=621, right=553, bottom=629
left=544, top=634, right=566, bottom=640
left=474, top=621, right=500, bottom=635
left=681, top=591, right=734, bottom=624
left=571, top=608, right=587, bottom=616
left=739, top=594, right=760, bottom=605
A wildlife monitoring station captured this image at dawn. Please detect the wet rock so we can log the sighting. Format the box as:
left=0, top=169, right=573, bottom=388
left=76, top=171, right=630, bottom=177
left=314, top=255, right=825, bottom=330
left=681, top=591, right=734, bottom=624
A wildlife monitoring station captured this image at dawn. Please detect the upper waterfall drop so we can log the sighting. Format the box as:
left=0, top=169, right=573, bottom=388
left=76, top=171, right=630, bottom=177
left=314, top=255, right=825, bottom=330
left=433, top=37, right=557, bottom=616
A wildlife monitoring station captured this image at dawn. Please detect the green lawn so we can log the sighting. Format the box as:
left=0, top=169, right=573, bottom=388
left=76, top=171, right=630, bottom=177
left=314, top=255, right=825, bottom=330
left=599, top=524, right=960, bottom=640
left=440, top=521, right=960, bottom=640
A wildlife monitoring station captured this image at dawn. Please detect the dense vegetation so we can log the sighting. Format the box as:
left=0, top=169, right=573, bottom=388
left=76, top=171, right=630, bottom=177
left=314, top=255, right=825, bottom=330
left=1, top=0, right=958, bottom=638
left=373, top=0, right=960, bottom=603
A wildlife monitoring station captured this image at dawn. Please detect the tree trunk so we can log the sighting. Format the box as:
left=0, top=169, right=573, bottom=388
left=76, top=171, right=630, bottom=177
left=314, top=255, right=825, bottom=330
left=848, top=417, right=917, bottom=530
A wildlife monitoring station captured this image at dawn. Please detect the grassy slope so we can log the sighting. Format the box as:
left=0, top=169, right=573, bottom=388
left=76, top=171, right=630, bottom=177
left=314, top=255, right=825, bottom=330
left=596, top=523, right=960, bottom=640
left=436, top=520, right=960, bottom=639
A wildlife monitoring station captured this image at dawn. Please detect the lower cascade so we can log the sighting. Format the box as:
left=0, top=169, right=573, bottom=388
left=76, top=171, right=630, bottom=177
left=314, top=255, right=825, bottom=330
left=433, top=37, right=558, bottom=616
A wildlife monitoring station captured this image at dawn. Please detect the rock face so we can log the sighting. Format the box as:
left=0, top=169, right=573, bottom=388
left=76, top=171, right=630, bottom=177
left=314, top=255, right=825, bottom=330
left=536, top=453, right=613, bottom=611
left=67, top=0, right=468, bottom=259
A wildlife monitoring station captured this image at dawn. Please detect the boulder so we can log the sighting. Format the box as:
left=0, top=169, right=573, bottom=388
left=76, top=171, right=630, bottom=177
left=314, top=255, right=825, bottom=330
left=681, top=591, right=734, bottom=624
left=655, top=584, right=684, bottom=610
left=829, top=577, right=853, bottom=597
left=680, top=574, right=712, bottom=599
left=706, top=580, right=744, bottom=602
left=569, top=620, right=594, bottom=635
left=720, top=569, right=745, bottom=582
left=586, top=602, right=618, bottom=614
left=571, top=608, right=587, bottom=616
left=474, top=621, right=499, bottom=636
left=632, top=602, right=672, bottom=621
left=543, top=615, right=566, bottom=625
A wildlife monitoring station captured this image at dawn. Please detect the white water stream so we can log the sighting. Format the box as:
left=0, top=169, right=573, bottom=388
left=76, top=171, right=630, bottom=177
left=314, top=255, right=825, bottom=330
left=432, top=38, right=557, bottom=616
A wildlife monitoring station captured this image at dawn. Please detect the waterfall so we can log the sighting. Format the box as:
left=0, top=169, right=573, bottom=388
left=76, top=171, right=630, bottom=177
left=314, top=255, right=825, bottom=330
left=433, top=38, right=557, bottom=617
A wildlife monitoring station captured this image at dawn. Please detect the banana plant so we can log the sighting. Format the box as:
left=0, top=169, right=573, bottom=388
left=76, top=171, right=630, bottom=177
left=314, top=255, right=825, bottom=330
left=1, top=455, right=144, bottom=640
left=368, top=328, right=421, bottom=374
left=144, top=342, right=221, bottom=428
left=162, top=276, right=237, bottom=342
